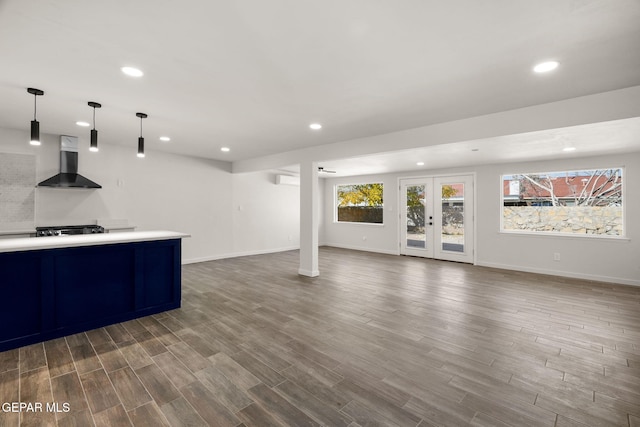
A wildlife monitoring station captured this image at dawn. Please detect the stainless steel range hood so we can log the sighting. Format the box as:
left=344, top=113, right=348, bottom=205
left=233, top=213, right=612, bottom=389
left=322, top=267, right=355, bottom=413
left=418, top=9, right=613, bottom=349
left=38, top=135, right=101, bottom=188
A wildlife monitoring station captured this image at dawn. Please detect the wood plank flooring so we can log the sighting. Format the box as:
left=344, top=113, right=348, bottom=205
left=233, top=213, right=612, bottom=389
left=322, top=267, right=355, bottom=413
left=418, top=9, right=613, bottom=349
left=1, top=247, right=640, bottom=426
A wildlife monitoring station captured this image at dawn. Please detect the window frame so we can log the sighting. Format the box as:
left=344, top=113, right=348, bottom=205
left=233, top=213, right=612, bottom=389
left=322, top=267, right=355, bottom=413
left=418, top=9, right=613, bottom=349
left=334, top=182, right=385, bottom=225
left=499, top=167, right=626, bottom=239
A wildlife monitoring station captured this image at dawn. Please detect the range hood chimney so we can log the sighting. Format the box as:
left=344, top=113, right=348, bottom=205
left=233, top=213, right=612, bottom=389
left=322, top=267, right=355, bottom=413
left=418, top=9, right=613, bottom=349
left=38, top=135, right=102, bottom=188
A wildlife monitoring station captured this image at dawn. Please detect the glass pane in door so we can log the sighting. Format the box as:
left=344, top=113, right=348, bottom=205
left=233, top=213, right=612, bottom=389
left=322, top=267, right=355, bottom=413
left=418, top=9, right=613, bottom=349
left=441, top=183, right=464, bottom=252
left=406, top=185, right=426, bottom=248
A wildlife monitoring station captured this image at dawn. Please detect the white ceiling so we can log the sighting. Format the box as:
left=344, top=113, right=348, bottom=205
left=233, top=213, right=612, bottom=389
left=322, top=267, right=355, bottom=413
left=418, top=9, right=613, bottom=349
left=0, top=0, right=639, bottom=174
left=305, top=117, right=640, bottom=177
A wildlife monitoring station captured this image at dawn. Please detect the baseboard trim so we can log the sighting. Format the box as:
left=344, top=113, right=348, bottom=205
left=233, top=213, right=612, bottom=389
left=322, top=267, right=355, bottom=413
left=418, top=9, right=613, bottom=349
left=476, top=261, right=640, bottom=287
left=182, top=245, right=299, bottom=265
left=298, top=268, right=320, bottom=277
left=321, top=243, right=399, bottom=256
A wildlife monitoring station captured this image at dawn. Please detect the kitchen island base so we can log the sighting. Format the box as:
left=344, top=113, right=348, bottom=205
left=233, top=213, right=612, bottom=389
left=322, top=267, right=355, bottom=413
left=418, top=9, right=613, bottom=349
left=0, top=235, right=184, bottom=352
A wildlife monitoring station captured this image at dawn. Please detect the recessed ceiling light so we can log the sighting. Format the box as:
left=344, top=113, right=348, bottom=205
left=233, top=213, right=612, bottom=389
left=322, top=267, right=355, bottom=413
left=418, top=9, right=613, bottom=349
left=76, top=121, right=90, bottom=127
left=533, top=61, right=559, bottom=73
left=121, top=66, right=144, bottom=77
left=309, top=123, right=322, bottom=130
left=159, top=136, right=171, bottom=142
left=562, top=147, right=577, bottom=152
left=221, top=147, right=230, bottom=152
left=416, top=162, right=425, bottom=166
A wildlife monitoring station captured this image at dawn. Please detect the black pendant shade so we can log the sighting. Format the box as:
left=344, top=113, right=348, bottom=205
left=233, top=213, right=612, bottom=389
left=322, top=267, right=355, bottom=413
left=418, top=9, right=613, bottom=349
left=90, top=129, right=98, bottom=151
left=138, top=136, right=145, bottom=157
left=30, top=120, right=40, bottom=145
left=88, top=101, right=101, bottom=152
left=27, top=88, right=44, bottom=146
left=136, top=112, right=147, bottom=158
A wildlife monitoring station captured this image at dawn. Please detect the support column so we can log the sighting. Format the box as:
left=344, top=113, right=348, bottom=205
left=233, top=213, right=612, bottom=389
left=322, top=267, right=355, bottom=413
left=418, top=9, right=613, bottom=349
left=298, top=161, right=319, bottom=277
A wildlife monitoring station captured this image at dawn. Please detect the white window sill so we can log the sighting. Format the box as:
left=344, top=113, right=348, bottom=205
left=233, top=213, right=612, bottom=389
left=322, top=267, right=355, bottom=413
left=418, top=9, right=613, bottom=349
left=499, top=230, right=630, bottom=242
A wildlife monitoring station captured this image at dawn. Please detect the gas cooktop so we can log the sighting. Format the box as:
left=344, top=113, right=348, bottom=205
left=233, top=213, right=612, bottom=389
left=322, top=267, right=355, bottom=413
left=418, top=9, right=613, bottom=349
left=35, top=225, right=105, bottom=237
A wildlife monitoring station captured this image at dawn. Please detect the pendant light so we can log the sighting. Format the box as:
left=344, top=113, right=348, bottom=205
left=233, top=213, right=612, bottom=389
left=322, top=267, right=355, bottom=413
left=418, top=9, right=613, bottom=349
left=88, top=101, right=101, bottom=152
left=27, top=88, right=44, bottom=146
left=136, top=112, right=147, bottom=158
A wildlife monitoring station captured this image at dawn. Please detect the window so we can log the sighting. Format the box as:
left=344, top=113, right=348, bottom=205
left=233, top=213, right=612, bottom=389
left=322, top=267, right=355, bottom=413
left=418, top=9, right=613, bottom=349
left=336, top=183, right=384, bottom=224
left=501, top=168, right=623, bottom=236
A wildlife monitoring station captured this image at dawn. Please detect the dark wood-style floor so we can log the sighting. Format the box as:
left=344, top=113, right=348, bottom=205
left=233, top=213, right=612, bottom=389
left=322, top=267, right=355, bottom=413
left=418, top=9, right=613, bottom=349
left=1, top=247, right=639, bottom=426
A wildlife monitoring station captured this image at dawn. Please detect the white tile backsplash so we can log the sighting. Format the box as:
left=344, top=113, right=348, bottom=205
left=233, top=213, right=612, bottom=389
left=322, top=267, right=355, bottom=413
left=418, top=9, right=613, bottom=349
left=0, top=152, right=36, bottom=231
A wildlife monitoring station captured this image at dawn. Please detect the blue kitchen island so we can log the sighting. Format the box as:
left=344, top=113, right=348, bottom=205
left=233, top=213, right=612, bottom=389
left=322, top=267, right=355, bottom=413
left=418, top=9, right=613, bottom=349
left=0, top=231, right=189, bottom=352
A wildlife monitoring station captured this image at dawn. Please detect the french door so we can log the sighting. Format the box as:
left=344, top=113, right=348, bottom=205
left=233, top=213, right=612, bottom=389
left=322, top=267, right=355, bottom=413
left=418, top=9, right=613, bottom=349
left=400, top=175, right=474, bottom=263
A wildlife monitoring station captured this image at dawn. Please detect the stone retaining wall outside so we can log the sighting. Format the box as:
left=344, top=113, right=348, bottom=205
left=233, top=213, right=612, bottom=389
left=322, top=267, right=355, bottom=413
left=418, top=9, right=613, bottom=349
left=503, top=206, right=622, bottom=235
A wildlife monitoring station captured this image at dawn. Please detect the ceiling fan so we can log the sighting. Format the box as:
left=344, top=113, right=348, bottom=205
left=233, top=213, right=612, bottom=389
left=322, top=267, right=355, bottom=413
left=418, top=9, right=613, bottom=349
left=318, top=167, right=336, bottom=174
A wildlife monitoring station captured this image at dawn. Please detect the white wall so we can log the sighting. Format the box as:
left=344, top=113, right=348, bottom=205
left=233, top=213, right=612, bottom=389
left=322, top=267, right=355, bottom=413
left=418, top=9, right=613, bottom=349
left=0, top=127, right=300, bottom=263
left=321, top=173, right=399, bottom=254
left=230, top=171, right=300, bottom=258
left=475, top=153, right=639, bottom=286
left=322, top=152, right=640, bottom=286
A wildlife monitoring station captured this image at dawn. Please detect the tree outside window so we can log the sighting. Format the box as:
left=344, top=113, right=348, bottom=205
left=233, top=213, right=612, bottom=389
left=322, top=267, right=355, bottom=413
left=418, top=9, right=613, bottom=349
left=405, top=184, right=458, bottom=233
left=336, top=183, right=383, bottom=224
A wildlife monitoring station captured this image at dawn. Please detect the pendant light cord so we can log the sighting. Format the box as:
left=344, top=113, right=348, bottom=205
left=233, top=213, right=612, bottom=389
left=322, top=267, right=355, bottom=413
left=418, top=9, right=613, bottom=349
left=92, top=106, right=96, bottom=130
left=33, top=94, right=37, bottom=120
left=140, top=116, right=143, bottom=137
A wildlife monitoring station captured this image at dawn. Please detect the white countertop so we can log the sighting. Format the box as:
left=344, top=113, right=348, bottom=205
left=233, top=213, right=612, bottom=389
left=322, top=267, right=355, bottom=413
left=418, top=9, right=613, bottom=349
left=0, top=230, right=190, bottom=253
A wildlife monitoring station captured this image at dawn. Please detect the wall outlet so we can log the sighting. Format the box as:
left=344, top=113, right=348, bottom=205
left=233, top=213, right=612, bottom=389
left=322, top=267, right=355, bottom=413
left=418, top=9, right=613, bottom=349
left=553, top=252, right=560, bottom=261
